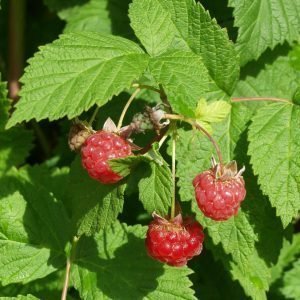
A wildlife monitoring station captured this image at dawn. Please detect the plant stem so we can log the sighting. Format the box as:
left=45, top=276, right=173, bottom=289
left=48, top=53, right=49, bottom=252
left=231, top=97, right=290, bottom=103
left=61, top=236, right=79, bottom=300
left=89, top=106, right=100, bottom=125
left=171, top=128, right=177, bottom=219
left=117, top=88, right=141, bottom=130
left=31, top=120, right=51, bottom=158
left=164, top=113, right=223, bottom=165
left=8, top=0, right=26, bottom=101
left=131, top=83, right=160, bottom=93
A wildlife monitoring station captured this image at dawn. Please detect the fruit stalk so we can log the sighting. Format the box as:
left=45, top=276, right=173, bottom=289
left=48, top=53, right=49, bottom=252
left=164, top=113, right=223, bottom=165
left=117, top=88, right=141, bottom=130
left=171, top=127, right=177, bottom=219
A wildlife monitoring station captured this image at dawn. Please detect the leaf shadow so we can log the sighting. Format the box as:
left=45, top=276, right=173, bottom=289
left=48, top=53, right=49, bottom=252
left=75, top=229, right=165, bottom=299
left=0, top=168, right=72, bottom=277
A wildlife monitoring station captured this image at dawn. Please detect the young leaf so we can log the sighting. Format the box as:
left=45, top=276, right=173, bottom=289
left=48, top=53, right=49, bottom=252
left=66, top=158, right=125, bottom=236
left=195, top=98, right=231, bottom=132
left=7, top=32, right=149, bottom=127
left=228, top=0, right=300, bottom=65
left=71, top=222, right=196, bottom=299
left=248, top=102, right=300, bottom=227
left=129, top=0, right=239, bottom=94
left=149, top=50, right=210, bottom=116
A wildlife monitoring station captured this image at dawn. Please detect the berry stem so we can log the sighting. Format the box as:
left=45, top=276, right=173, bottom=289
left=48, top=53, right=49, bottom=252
left=231, top=97, right=290, bottom=103
left=171, top=125, right=177, bottom=219
left=164, top=114, right=223, bottom=165
left=61, top=236, right=79, bottom=300
left=117, top=88, right=141, bottom=130
left=89, top=106, right=100, bottom=125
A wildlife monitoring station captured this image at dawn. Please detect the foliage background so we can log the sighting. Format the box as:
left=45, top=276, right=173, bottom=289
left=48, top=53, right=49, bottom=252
left=0, top=0, right=300, bottom=299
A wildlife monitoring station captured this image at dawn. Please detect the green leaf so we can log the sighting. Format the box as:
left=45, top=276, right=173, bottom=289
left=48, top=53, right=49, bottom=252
left=66, top=158, right=125, bottom=236
left=195, top=98, right=231, bottom=132
left=109, top=155, right=152, bottom=177
left=0, top=295, right=39, bottom=300
left=71, top=222, right=196, bottom=300
left=7, top=32, right=149, bottom=127
left=270, top=234, right=300, bottom=284
left=129, top=0, right=239, bottom=94
left=59, top=0, right=111, bottom=34
left=248, top=103, right=300, bottom=227
left=138, top=160, right=173, bottom=215
left=234, top=51, right=300, bottom=99
left=0, top=129, right=33, bottom=174
left=149, top=50, right=210, bottom=116
left=281, top=259, right=300, bottom=299
left=228, top=0, right=300, bottom=65
left=0, top=166, right=71, bottom=285
left=0, top=77, right=9, bottom=130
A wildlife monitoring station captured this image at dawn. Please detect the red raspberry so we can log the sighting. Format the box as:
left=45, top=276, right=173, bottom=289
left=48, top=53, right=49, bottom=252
left=146, top=213, right=204, bottom=267
left=193, top=160, right=246, bottom=221
left=81, top=130, right=132, bottom=184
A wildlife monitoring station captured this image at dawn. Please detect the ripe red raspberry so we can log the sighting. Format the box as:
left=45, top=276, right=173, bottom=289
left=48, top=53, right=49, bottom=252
left=146, top=213, right=204, bottom=267
left=193, top=160, right=246, bottom=221
left=81, top=130, right=132, bottom=184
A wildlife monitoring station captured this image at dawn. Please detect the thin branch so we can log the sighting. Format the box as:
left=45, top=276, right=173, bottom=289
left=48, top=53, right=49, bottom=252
left=164, top=113, right=223, bottom=165
left=8, top=0, right=26, bottom=101
left=231, top=97, right=290, bottom=103
left=89, top=106, right=100, bottom=125
left=117, top=88, right=141, bottom=130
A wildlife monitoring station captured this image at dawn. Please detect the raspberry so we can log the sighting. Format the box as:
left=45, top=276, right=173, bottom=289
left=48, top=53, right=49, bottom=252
left=145, top=213, right=204, bottom=267
left=81, top=130, right=132, bottom=184
left=193, top=160, right=246, bottom=221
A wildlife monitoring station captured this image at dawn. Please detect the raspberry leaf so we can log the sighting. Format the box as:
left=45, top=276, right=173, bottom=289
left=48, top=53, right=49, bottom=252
left=71, top=222, right=196, bottom=299
left=7, top=32, right=149, bottom=127
left=138, top=161, right=173, bottom=216
left=229, top=0, right=300, bottom=66
left=0, top=166, right=71, bottom=285
left=149, top=50, right=210, bottom=116
left=0, top=295, right=39, bottom=300
left=248, top=102, right=300, bottom=227
left=129, top=0, right=239, bottom=95
left=66, top=158, right=125, bottom=236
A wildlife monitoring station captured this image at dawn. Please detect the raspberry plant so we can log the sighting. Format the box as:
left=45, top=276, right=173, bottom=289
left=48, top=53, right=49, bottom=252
left=0, top=0, right=300, bottom=299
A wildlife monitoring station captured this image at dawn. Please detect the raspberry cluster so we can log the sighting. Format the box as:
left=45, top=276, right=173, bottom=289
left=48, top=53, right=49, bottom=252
left=81, top=130, right=132, bottom=184
left=146, top=214, right=204, bottom=267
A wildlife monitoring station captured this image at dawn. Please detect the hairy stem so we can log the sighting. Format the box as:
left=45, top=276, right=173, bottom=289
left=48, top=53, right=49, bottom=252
left=164, top=114, right=223, bottom=165
left=61, top=236, right=79, bottom=300
left=231, top=97, right=290, bottom=103
left=117, top=88, right=141, bottom=130
left=89, top=106, right=100, bottom=125
left=171, top=128, right=177, bottom=219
